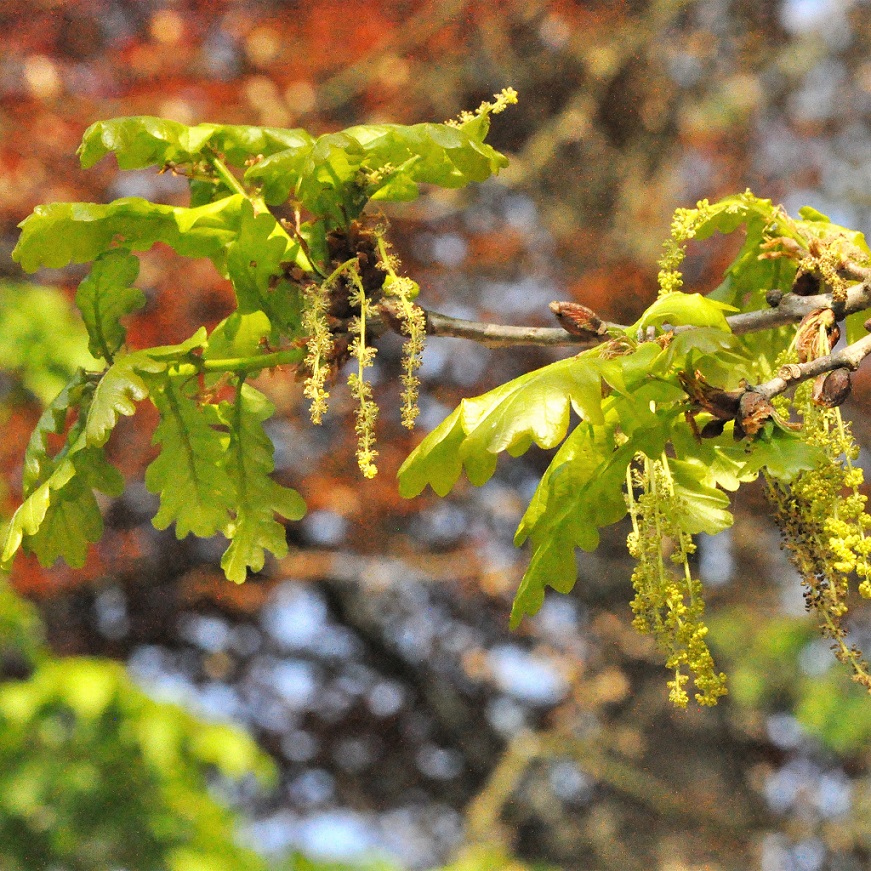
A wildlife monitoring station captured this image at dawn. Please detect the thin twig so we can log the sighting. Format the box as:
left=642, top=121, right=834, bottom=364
left=418, top=280, right=871, bottom=349
left=422, top=310, right=613, bottom=348
left=755, top=333, right=871, bottom=400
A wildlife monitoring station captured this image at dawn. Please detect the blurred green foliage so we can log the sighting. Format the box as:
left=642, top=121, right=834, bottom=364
left=0, top=282, right=99, bottom=405
left=711, top=609, right=871, bottom=754
left=0, top=580, right=276, bottom=871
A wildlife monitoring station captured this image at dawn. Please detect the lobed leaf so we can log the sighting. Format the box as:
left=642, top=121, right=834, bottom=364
left=145, top=375, right=236, bottom=540
left=78, top=116, right=314, bottom=170
left=397, top=407, right=465, bottom=498
left=739, top=430, right=824, bottom=482
left=511, top=430, right=647, bottom=627
left=2, top=438, right=122, bottom=571
left=633, top=293, right=737, bottom=332
left=22, top=370, right=92, bottom=496
left=224, top=201, right=304, bottom=330
left=668, top=457, right=734, bottom=536
left=398, top=354, right=604, bottom=496
left=218, top=384, right=306, bottom=582
left=14, top=196, right=245, bottom=273
left=74, top=250, right=145, bottom=362
left=246, top=120, right=510, bottom=223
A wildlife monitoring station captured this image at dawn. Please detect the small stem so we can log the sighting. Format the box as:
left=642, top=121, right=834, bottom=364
left=172, top=347, right=304, bottom=378
left=208, top=154, right=248, bottom=198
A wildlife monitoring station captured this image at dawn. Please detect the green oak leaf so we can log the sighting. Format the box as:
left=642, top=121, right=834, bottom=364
left=218, top=384, right=306, bottom=582
left=633, top=293, right=737, bottom=332
left=75, top=250, right=145, bottom=362
left=85, top=353, right=163, bottom=447
left=145, top=376, right=235, bottom=539
left=397, top=407, right=465, bottom=498
left=13, top=196, right=246, bottom=273
left=78, top=116, right=314, bottom=169
left=86, top=329, right=208, bottom=448
left=511, top=431, right=645, bottom=627
left=398, top=354, right=604, bottom=496
left=246, top=120, right=510, bottom=224
left=740, top=430, right=824, bottom=482
left=22, top=370, right=92, bottom=496
left=224, top=202, right=303, bottom=330
left=669, top=457, right=734, bottom=536
left=2, top=437, right=122, bottom=571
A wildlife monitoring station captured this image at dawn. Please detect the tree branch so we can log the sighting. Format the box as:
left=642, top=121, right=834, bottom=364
left=755, top=333, right=871, bottom=401
left=416, top=279, right=871, bottom=348
left=421, top=309, right=610, bottom=348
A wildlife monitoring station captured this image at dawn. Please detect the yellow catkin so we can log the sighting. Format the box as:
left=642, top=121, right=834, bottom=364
left=766, top=381, right=871, bottom=690
left=376, top=231, right=426, bottom=429
left=301, top=281, right=333, bottom=424
left=347, top=268, right=379, bottom=478
left=625, top=456, right=727, bottom=707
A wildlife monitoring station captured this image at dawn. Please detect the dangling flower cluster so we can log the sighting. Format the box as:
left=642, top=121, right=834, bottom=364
left=446, top=87, right=518, bottom=127
left=766, top=381, right=871, bottom=689
left=376, top=232, right=426, bottom=429
left=346, top=268, right=379, bottom=478
left=301, top=279, right=334, bottom=424
left=657, top=200, right=712, bottom=297
left=625, top=455, right=727, bottom=707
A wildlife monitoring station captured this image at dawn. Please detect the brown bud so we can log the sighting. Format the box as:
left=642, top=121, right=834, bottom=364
left=549, top=301, right=607, bottom=337
left=766, top=288, right=783, bottom=307
left=792, top=271, right=821, bottom=296
left=811, top=368, right=852, bottom=408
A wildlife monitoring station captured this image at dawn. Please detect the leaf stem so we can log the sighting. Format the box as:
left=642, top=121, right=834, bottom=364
left=173, top=348, right=304, bottom=378
left=208, top=154, right=248, bottom=198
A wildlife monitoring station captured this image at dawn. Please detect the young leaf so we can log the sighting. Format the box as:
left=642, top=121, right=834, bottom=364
left=668, top=458, right=734, bottom=536
left=633, top=293, right=737, bottom=332
left=14, top=470, right=102, bottom=569
left=13, top=196, right=246, bottom=273
left=224, top=202, right=304, bottom=330
left=85, top=352, right=165, bottom=447
left=511, top=429, right=643, bottom=627
left=739, top=430, right=824, bottom=482
left=218, top=384, right=306, bottom=582
left=205, top=311, right=273, bottom=361
left=75, top=250, right=145, bottom=362
left=22, top=370, right=92, bottom=496
left=78, top=116, right=314, bottom=170
left=246, top=120, right=511, bottom=223
left=145, top=375, right=235, bottom=539
left=3, top=438, right=122, bottom=571
left=397, top=407, right=466, bottom=498
left=398, top=355, right=604, bottom=496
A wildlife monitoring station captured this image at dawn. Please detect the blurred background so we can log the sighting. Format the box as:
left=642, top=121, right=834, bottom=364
left=2, top=1, right=871, bottom=869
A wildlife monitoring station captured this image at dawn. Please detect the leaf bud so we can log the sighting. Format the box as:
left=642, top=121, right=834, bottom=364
left=549, top=301, right=607, bottom=337
left=811, top=368, right=852, bottom=408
